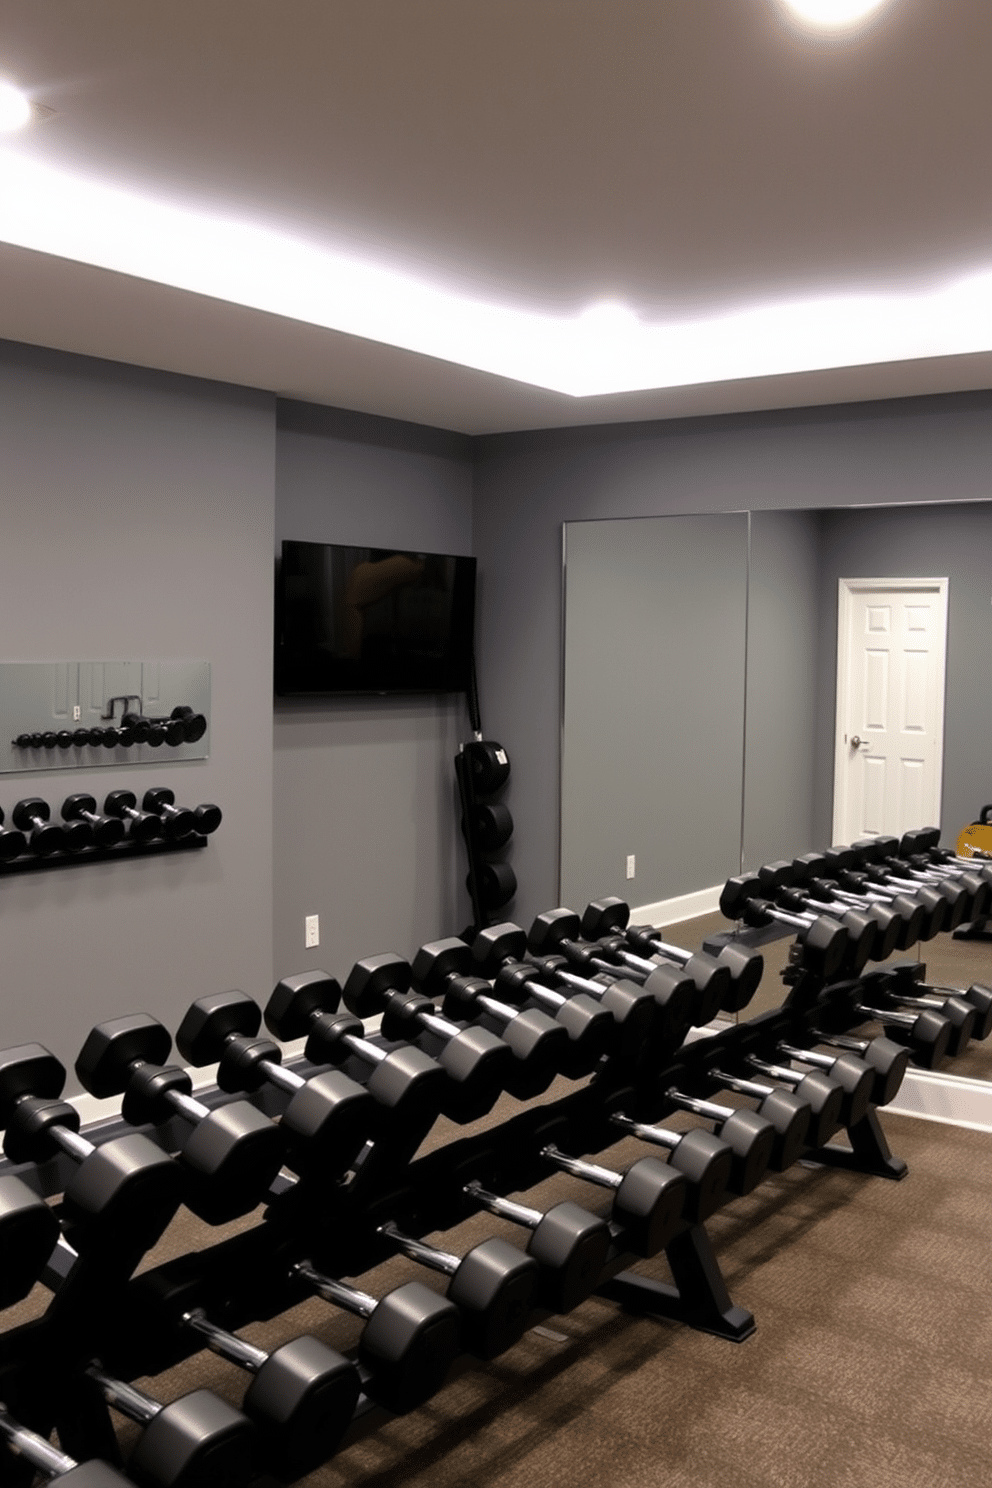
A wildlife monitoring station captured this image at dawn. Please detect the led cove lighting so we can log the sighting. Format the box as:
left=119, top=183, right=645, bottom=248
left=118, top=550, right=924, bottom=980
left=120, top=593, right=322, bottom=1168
left=0, top=145, right=989, bottom=398
left=777, top=0, right=891, bottom=29
left=0, top=82, right=31, bottom=133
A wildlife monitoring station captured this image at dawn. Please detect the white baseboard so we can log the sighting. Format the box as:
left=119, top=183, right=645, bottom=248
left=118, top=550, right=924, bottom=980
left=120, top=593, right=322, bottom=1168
left=884, top=1065, right=992, bottom=1134
left=630, top=883, right=723, bottom=928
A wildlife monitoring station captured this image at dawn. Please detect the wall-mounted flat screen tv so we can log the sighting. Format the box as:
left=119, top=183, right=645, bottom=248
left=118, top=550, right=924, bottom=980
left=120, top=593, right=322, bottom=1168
left=275, top=540, right=476, bottom=695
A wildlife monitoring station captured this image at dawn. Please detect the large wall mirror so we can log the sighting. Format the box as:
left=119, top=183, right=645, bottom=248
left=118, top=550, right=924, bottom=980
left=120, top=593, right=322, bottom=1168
left=562, top=500, right=992, bottom=1065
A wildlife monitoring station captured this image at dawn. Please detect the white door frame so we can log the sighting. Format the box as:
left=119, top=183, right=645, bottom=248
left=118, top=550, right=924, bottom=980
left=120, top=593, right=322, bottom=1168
left=832, top=576, right=949, bottom=844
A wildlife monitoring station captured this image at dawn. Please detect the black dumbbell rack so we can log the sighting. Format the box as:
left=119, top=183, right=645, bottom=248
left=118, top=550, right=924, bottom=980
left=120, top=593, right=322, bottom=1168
left=0, top=832, right=209, bottom=877
left=0, top=956, right=914, bottom=1485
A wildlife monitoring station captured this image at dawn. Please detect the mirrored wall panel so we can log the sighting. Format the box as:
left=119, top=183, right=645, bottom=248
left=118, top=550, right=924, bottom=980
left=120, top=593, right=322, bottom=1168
left=561, top=513, right=748, bottom=914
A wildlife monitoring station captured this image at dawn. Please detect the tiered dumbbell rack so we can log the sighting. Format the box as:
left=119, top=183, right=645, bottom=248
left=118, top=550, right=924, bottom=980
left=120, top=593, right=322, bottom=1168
left=0, top=962, right=914, bottom=1485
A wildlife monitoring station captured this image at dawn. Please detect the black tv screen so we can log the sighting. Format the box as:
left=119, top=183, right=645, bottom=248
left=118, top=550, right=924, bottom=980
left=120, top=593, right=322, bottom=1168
left=275, top=540, right=476, bottom=695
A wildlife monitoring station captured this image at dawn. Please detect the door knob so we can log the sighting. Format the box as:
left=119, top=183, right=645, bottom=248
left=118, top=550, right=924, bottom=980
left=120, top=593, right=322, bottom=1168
left=850, top=735, right=868, bottom=748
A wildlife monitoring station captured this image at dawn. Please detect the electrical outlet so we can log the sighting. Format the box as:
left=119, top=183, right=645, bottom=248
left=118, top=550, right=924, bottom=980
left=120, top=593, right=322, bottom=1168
left=72, top=705, right=81, bottom=720
left=626, top=854, right=636, bottom=879
left=305, top=914, right=320, bottom=948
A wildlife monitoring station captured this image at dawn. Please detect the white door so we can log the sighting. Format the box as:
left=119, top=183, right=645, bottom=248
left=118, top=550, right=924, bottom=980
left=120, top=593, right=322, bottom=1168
left=832, top=577, right=948, bottom=844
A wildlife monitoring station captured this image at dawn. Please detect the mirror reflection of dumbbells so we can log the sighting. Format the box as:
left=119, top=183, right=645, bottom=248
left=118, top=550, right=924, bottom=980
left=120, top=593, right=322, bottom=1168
left=0, top=1403, right=138, bottom=1488
left=74, top=1016, right=286, bottom=1224
left=288, top=1259, right=462, bottom=1415
left=533, top=1116, right=687, bottom=1258
left=580, top=898, right=765, bottom=1013
left=754, top=862, right=877, bottom=975
left=411, top=939, right=571, bottom=1100
left=130, top=1275, right=362, bottom=1479
left=894, top=827, right=992, bottom=913
left=782, top=856, right=904, bottom=961
left=265, top=971, right=448, bottom=1133
left=865, top=968, right=981, bottom=1054
left=121, top=706, right=207, bottom=748
left=719, top=876, right=850, bottom=980
left=461, top=1179, right=611, bottom=1313
left=83, top=1366, right=256, bottom=1488
left=847, top=839, right=973, bottom=930
left=846, top=994, right=953, bottom=1069
left=470, top=924, right=616, bottom=1077
left=821, top=846, right=948, bottom=941
left=176, top=989, right=376, bottom=1176
left=527, top=910, right=702, bottom=1037
left=873, top=961, right=992, bottom=1042
left=0, top=1043, right=183, bottom=1255
left=376, top=1221, right=538, bottom=1360
left=795, top=852, right=926, bottom=952
left=340, top=954, right=514, bottom=1123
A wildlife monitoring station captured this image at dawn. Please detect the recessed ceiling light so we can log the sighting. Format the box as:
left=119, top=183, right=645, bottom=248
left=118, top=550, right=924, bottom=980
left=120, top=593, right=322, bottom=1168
left=0, top=150, right=988, bottom=399
left=0, top=81, right=31, bottom=134
left=776, top=0, right=892, bottom=30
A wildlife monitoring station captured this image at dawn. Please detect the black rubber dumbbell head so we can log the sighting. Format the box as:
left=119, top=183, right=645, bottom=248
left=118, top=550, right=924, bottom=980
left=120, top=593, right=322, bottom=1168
left=243, top=1335, right=361, bottom=1477
left=143, top=788, right=196, bottom=840
left=0, top=1173, right=60, bottom=1308
left=356, top=1281, right=462, bottom=1415
left=0, top=807, right=27, bottom=862
left=63, top=793, right=126, bottom=847
left=171, top=705, right=209, bottom=743
left=266, top=971, right=342, bottom=1042
left=11, top=798, right=65, bottom=856
left=103, top=791, right=162, bottom=843
left=126, top=1389, right=256, bottom=1488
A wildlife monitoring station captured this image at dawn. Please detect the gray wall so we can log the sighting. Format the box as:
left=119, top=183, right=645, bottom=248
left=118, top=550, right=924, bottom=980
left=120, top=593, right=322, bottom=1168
left=743, top=509, right=821, bottom=868
left=473, top=393, right=992, bottom=922
left=810, top=500, right=992, bottom=846
left=0, top=339, right=275, bottom=1090
left=273, top=401, right=475, bottom=979
left=562, top=514, right=747, bottom=909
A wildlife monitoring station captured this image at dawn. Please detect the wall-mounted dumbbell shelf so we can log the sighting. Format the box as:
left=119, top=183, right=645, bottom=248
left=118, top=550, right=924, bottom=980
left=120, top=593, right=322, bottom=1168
left=0, top=790, right=221, bottom=877
left=0, top=938, right=918, bottom=1488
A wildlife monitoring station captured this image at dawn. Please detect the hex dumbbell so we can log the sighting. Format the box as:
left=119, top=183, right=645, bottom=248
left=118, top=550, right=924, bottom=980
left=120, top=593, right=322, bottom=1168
left=176, top=990, right=375, bottom=1176
left=85, top=1367, right=256, bottom=1488
left=176, top=1311, right=360, bottom=1476
left=0, top=1173, right=60, bottom=1309
left=603, top=1106, right=733, bottom=1220
left=11, top=799, right=65, bottom=856
left=461, top=1180, right=611, bottom=1313
left=103, top=792, right=162, bottom=843
left=0, top=1404, right=137, bottom=1488
left=734, top=1056, right=846, bottom=1148
left=342, top=954, right=513, bottom=1123
left=377, top=1223, right=538, bottom=1359
left=581, top=897, right=764, bottom=1013
left=851, top=998, right=952, bottom=1069
left=62, top=795, right=126, bottom=848
left=528, top=909, right=701, bottom=1033
left=656, top=1085, right=776, bottom=1195
left=0, top=1044, right=183, bottom=1255
left=0, top=808, right=27, bottom=862
left=537, top=1121, right=686, bottom=1257
left=471, top=924, right=615, bottom=1075
left=808, top=1031, right=910, bottom=1107
left=266, top=971, right=447, bottom=1131
left=694, top=1070, right=812, bottom=1172
left=290, top=1261, right=461, bottom=1415
left=411, top=939, right=570, bottom=1099
left=75, top=1016, right=285, bottom=1224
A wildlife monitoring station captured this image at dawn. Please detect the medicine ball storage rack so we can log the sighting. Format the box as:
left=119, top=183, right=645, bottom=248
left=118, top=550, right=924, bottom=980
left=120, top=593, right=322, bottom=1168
left=0, top=865, right=955, bottom=1487
left=0, top=790, right=221, bottom=877
left=456, top=656, right=516, bottom=936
